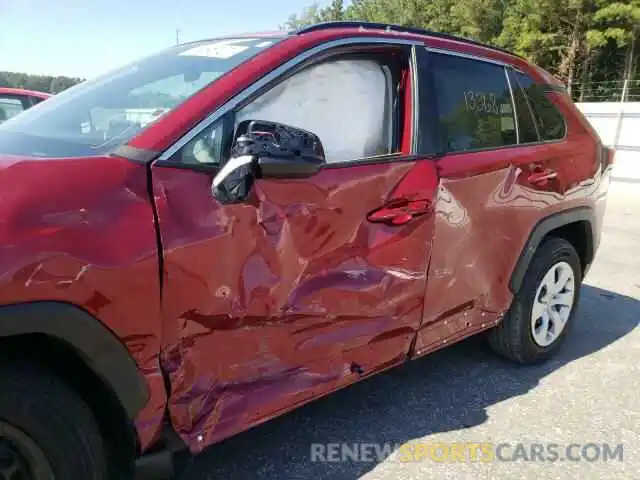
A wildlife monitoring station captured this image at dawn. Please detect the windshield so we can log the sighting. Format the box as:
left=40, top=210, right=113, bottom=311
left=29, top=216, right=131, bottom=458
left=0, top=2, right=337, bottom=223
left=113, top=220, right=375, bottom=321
left=0, top=37, right=284, bottom=158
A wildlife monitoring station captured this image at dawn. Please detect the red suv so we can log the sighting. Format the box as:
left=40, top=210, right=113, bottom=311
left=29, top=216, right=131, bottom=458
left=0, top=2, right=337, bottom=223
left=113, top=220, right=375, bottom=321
left=0, top=88, right=50, bottom=123
left=0, top=22, right=611, bottom=478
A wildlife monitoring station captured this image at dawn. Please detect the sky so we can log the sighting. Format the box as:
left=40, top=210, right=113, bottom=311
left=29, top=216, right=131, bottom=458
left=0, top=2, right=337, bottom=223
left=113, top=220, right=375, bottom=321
left=0, top=0, right=328, bottom=79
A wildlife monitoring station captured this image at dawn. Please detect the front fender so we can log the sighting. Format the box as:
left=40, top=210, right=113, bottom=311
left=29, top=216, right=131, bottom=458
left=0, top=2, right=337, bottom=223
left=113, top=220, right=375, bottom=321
left=0, top=301, right=149, bottom=419
left=0, top=154, right=166, bottom=451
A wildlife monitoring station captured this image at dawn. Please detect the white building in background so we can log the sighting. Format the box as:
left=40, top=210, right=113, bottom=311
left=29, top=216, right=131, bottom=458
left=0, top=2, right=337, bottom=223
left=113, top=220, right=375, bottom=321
left=576, top=102, right=640, bottom=181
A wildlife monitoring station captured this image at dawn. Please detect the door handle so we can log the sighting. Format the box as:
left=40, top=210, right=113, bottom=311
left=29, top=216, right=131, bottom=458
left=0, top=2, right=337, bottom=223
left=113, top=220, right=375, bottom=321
left=367, top=198, right=431, bottom=225
left=527, top=167, right=558, bottom=185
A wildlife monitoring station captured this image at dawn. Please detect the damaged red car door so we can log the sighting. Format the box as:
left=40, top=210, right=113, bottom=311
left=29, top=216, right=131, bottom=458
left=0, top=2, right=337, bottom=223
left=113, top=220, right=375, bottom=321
left=150, top=44, right=439, bottom=452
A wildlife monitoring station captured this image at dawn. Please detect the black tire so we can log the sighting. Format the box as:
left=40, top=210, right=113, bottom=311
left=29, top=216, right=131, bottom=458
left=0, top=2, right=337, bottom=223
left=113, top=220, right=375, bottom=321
left=0, top=365, right=108, bottom=479
left=488, top=237, right=582, bottom=364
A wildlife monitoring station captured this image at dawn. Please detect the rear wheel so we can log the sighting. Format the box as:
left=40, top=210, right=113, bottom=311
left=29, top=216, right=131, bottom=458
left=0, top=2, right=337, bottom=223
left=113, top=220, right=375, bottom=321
left=488, top=237, right=582, bottom=363
left=0, top=366, right=108, bottom=479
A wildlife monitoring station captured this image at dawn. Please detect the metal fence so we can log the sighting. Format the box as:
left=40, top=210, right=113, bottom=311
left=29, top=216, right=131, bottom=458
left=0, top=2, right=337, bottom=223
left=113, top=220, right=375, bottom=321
left=576, top=101, right=640, bottom=153
left=573, top=78, right=639, bottom=155
left=572, top=79, right=640, bottom=103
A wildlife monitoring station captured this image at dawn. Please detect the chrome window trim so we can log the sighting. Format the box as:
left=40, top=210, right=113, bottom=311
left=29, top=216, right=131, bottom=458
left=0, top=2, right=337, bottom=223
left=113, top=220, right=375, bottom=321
left=157, top=36, right=423, bottom=163
left=425, top=47, right=508, bottom=67
left=504, top=67, right=520, bottom=144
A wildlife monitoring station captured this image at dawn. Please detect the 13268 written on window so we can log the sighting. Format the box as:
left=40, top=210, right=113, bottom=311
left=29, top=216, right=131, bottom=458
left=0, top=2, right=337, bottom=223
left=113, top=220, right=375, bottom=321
left=429, top=53, right=517, bottom=153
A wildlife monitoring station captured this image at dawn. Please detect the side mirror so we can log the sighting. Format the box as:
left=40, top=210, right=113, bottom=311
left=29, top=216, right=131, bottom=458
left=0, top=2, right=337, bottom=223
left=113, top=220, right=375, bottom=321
left=212, top=120, right=326, bottom=203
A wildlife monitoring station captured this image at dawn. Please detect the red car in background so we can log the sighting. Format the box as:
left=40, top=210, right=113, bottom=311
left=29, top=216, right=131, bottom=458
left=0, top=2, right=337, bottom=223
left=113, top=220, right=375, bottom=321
left=0, top=87, right=50, bottom=123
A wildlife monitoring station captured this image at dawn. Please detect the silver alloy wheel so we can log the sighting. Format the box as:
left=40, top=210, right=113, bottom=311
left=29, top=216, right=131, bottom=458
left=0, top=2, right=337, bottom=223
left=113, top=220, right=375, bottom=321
left=531, top=261, right=576, bottom=347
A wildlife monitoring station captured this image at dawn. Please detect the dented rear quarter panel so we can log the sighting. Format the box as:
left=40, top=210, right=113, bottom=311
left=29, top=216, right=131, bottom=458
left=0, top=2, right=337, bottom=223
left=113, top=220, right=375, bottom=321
left=0, top=154, right=166, bottom=450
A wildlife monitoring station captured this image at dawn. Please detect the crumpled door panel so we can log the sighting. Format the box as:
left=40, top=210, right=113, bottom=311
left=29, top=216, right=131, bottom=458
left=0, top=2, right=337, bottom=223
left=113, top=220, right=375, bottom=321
left=152, top=159, right=438, bottom=452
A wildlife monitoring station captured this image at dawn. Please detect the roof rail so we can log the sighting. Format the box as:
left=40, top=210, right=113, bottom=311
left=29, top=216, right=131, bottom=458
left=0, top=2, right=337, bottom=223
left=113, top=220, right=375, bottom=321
left=296, top=21, right=522, bottom=59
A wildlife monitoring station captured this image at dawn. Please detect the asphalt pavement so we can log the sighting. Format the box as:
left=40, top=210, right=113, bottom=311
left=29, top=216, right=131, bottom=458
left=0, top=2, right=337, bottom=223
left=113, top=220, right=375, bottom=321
left=176, top=179, right=639, bottom=480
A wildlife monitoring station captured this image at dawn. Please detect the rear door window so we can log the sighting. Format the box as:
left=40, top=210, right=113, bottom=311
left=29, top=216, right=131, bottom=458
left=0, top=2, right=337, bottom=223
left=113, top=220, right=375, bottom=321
left=427, top=52, right=517, bottom=153
left=513, top=72, right=566, bottom=141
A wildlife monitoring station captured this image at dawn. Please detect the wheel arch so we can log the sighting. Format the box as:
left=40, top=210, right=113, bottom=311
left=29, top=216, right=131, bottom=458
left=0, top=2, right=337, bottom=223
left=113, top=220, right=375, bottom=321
left=0, top=301, right=149, bottom=421
left=509, top=207, right=595, bottom=294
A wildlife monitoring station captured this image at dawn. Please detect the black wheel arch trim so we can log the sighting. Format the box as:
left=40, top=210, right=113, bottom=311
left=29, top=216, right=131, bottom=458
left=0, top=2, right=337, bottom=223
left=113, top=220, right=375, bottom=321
left=0, top=301, right=149, bottom=421
left=509, top=207, right=595, bottom=294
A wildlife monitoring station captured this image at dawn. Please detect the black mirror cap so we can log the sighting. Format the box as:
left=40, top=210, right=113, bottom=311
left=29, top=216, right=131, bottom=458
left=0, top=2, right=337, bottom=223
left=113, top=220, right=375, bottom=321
left=233, top=120, right=326, bottom=162
left=229, top=120, right=327, bottom=179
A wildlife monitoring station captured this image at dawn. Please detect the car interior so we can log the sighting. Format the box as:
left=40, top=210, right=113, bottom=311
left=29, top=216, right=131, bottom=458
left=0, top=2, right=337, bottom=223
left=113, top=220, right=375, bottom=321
left=178, top=46, right=412, bottom=168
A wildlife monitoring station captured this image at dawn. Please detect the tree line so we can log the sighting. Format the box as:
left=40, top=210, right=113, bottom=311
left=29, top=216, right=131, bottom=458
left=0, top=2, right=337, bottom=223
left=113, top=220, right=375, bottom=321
left=283, top=0, right=640, bottom=101
left=0, top=71, right=84, bottom=94
left=1, top=1, right=637, bottom=101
